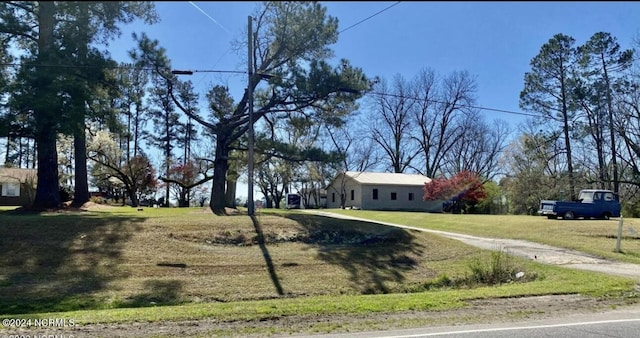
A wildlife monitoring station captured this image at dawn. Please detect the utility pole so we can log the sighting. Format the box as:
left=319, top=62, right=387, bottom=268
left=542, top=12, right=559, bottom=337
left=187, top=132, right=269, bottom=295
left=247, top=15, right=255, bottom=216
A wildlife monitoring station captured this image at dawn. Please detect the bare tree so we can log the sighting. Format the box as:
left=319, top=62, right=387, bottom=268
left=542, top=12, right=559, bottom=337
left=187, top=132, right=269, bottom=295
left=411, top=68, right=476, bottom=178
left=368, top=74, right=419, bottom=173
left=325, top=113, right=381, bottom=173
left=444, top=112, right=510, bottom=181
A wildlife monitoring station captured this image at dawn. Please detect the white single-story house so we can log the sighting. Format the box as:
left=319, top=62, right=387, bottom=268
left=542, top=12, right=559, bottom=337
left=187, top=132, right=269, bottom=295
left=0, top=167, right=37, bottom=206
left=325, top=171, right=443, bottom=212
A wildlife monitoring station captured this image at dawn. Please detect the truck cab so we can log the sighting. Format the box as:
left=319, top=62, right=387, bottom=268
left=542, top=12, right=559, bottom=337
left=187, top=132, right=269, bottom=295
left=538, top=189, right=621, bottom=220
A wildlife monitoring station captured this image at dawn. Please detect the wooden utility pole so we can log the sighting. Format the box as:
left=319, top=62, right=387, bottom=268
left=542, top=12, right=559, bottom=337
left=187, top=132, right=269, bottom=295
left=247, top=15, right=255, bottom=216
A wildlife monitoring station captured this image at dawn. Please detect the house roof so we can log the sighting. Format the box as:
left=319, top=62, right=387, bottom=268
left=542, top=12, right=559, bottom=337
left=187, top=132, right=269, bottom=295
left=0, top=167, right=37, bottom=183
left=342, top=171, right=432, bottom=186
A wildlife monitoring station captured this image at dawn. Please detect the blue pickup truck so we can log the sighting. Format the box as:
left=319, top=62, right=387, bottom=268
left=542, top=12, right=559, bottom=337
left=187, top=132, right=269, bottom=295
left=538, top=189, right=621, bottom=220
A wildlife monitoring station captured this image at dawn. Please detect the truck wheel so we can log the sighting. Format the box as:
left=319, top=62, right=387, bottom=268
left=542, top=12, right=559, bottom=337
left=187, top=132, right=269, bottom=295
left=563, top=211, right=575, bottom=220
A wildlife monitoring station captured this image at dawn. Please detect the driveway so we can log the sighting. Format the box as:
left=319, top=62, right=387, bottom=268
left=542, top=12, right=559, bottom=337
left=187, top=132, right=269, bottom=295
left=304, top=210, right=640, bottom=281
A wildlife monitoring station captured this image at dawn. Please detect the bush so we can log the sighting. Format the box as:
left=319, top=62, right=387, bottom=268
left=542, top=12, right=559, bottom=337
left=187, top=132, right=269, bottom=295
left=465, top=249, right=537, bottom=286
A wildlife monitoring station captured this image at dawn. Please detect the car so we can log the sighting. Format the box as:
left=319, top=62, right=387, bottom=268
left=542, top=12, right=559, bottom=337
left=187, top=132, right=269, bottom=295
left=537, top=189, right=621, bottom=220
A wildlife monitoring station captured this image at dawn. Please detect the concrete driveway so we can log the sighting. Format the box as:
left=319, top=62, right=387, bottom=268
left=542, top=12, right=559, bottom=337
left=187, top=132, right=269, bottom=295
left=303, top=210, right=640, bottom=281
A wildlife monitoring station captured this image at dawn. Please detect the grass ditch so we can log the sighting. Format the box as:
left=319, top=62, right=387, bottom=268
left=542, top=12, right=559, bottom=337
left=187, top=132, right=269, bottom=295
left=0, top=205, right=638, bottom=329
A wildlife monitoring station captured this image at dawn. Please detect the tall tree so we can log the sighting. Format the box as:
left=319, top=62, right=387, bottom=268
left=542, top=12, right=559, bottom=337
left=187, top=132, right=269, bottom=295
left=445, top=112, right=510, bottom=181
left=520, top=33, right=579, bottom=200
left=176, top=80, right=199, bottom=165
left=411, top=68, right=476, bottom=178
left=577, top=32, right=634, bottom=193
left=161, top=2, right=369, bottom=215
left=174, top=80, right=200, bottom=206
left=368, top=74, right=418, bottom=173
left=115, top=63, right=150, bottom=161
left=0, top=1, right=158, bottom=209
left=147, top=71, right=183, bottom=207
left=129, top=32, right=183, bottom=207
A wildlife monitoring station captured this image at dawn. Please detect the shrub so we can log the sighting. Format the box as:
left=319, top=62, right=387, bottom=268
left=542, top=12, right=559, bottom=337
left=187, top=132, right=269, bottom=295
left=465, top=249, right=536, bottom=286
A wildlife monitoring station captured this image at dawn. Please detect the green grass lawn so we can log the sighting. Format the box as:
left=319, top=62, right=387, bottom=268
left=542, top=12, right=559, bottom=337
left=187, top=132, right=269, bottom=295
left=324, top=209, right=640, bottom=264
left=0, top=205, right=638, bottom=334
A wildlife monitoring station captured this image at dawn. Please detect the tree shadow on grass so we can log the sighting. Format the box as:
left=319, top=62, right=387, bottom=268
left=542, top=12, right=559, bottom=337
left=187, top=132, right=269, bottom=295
left=282, top=213, right=425, bottom=294
left=0, top=211, right=145, bottom=314
left=251, top=215, right=285, bottom=296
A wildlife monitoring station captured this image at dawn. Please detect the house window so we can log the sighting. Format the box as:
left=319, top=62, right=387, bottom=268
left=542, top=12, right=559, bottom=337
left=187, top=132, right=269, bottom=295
left=332, top=193, right=335, bottom=203
left=408, top=192, right=414, bottom=201
left=373, top=189, right=378, bottom=200
left=350, top=190, right=354, bottom=200
left=391, top=192, right=397, bottom=200
left=1, top=182, right=20, bottom=197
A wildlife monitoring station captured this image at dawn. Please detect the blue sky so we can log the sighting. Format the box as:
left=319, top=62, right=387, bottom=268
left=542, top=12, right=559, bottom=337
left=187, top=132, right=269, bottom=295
left=109, top=1, right=640, bottom=125
left=106, top=1, right=640, bottom=202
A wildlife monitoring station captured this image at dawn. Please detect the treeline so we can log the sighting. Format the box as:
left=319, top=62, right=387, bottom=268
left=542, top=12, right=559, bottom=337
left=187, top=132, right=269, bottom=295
left=1, top=2, right=639, bottom=216
left=509, top=32, right=640, bottom=216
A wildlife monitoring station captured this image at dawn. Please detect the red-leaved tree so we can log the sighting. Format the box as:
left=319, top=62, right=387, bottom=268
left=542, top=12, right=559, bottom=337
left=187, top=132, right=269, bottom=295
left=423, top=171, right=487, bottom=213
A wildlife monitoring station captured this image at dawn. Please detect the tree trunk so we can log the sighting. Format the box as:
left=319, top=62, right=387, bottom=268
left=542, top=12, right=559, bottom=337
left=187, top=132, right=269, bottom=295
left=127, top=188, right=139, bottom=207
left=225, top=177, right=237, bottom=208
left=273, top=196, right=281, bottom=209
left=71, top=3, right=90, bottom=207
left=72, top=125, right=90, bottom=206
left=264, top=196, right=273, bottom=208
left=596, top=136, right=607, bottom=190
left=210, top=135, right=229, bottom=215
left=602, top=59, right=619, bottom=193
left=560, top=71, right=576, bottom=201
left=134, top=106, right=141, bottom=158
left=33, top=127, right=61, bottom=209
left=32, top=1, right=60, bottom=210
left=164, top=109, right=171, bottom=207
left=179, top=188, right=189, bottom=207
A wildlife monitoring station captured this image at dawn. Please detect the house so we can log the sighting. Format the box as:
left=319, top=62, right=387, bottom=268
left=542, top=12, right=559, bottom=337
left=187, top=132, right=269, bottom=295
left=0, top=167, right=37, bottom=206
left=325, top=171, right=442, bottom=212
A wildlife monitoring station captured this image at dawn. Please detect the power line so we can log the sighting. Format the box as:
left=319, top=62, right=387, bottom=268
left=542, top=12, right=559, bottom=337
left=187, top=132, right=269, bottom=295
left=339, top=2, right=402, bottom=34
left=367, top=91, right=540, bottom=118
left=0, top=62, right=246, bottom=75
left=0, top=62, right=541, bottom=119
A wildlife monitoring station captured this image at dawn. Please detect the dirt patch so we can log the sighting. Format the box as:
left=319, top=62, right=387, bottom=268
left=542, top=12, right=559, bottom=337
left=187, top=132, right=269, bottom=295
left=23, top=294, right=640, bottom=337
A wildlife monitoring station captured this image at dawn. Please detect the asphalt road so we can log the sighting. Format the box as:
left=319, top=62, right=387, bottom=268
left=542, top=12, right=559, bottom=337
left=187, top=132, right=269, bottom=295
left=304, top=210, right=640, bottom=281
left=291, top=315, right=640, bottom=338
left=284, top=298, right=640, bottom=338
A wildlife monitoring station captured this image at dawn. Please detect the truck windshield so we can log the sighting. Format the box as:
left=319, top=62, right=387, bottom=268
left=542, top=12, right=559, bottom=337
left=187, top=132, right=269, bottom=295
left=578, top=191, right=594, bottom=202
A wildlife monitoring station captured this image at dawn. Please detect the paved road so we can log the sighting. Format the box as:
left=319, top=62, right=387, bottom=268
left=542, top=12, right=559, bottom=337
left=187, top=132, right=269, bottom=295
left=289, top=316, right=640, bottom=338
left=303, top=210, right=640, bottom=281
